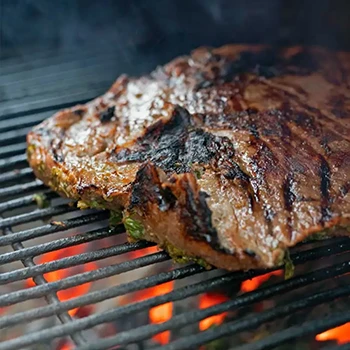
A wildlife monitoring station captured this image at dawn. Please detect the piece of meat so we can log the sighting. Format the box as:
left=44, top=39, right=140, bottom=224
left=27, top=45, right=350, bottom=271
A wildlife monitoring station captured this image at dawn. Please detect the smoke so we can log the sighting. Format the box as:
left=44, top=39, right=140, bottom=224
left=1, top=0, right=350, bottom=63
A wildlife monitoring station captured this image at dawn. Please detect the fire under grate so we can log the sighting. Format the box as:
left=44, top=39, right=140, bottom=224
left=1, top=52, right=350, bottom=350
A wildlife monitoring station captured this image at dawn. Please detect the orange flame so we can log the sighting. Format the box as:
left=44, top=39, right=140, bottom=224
left=133, top=281, right=174, bottom=345
left=316, top=323, right=350, bottom=344
left=59, top=343, right=73, bottom=350
left=123, top=245, right=174, bottom=345
left=199, top=293, right=229, bottom=331
left=27, top=244, right=97, bottom=316
left=240, top=270, right=282, bottom=293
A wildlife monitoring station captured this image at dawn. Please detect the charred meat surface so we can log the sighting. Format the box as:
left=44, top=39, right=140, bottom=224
left=27, top=45, right=350, bottom=270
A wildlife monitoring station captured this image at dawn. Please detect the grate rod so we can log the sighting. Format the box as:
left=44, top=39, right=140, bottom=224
left=0, top=190, right=55, bottom=213
left=152, top=284, right=350, bottom=350
left=0, top=225, right=119, bottom=266
left=3, top=238, right=350, bottom=326
left=0, top=142, right=26, bottom=158
left=0, top=250, right=169, bottom=307
left=77, top=261, right=350, bottom=350
left=236, top=311, right=350, bottom=350
left=0, top=180, right=45, bottom=199
left=0, top=96, right=91, bottom=120
left=1, top=226, right=87, bottom=347
left=0, top=211, right=107, bottom=246
left=0, top=167, right=34, bottom=185
left=0, top=127, right=30, bottom=146
left=0, top=239, right=157, bottom=283
left=0, top=204, right=77, bottom=229
left=0, top=112, right=49, bottom=132
left=2, top=260, right=349, bottom=350
left=1, top=236, right=349, bottom=303
left=0, top=154, right=27, bottom=171
left=0, top=264, right=203, bottom=328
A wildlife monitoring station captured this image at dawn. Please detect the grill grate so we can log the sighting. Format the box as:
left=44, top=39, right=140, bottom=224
left=1, top=53, right=350, bottom=350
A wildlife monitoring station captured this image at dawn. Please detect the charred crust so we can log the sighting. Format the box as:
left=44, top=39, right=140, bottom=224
left=283, top=174, right=297, bottom=213
left=50, top=137, right=64, bottom=163
left=319, top=156, right=332, bottom=223
left=283, top=174, right=297, bottom=239
left=113, top=106, right=217, bottom=174
left=194, top=79, right=214, bottom=91
left=208, top=136, right=250, bottom=182
left=52, top=152, right=64, bottom=163
left=129, top=163, right=176, bottom=212
left=243, top=248, right=257, bottom=258
left=76, top=182, right=99, bottom=195
left=73, top=109, right=85, bottom=117
left=195, top=48, right=319, bottom=90
left=100, top=106, right=116, bottom=122
left=340, top=183, right=350, bottom=198
left=218, top=48, right=319, bottom=82
left=180, top=179, right=219, bottom=249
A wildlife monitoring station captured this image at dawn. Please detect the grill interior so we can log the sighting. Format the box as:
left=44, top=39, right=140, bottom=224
left=1, top=46, right=350, bottom=350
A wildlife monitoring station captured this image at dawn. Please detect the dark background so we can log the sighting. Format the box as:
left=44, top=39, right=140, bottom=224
left=0, top=0, right=349, bottom=116
left=1, top=0, right=350, bottom=62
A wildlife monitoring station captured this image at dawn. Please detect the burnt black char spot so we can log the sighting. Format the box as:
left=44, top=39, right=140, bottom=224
left=244, top=248, right=256, bottom=257
left=114, top=106, right=216, bottom=174
left=181, top=182, right=219, bottom=248
left=73, top=109, right=85, bottom=117
left=319, top=156, right=332, bottom=223
left=100, top=106, right=116, bottom=122
left=76, top=182, right=98, bottom=195
left=129, top=163, right=175, bottom=212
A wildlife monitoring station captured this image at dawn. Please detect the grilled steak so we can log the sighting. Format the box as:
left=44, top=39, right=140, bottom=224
left=27, top=45, right=350, bottom=270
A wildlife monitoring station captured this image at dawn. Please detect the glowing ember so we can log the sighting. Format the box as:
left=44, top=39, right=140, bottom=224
left=199, top=293, right=229, bottom=331
left=59, top=343, right=72, bottom=350
left=240, top=270, right=282, bottom=293
left=129, top=246, right=158, bottom=259
left=27, top=244, right=97, bottom=316
left=147, top=281, right=174, bottom=345
left=119, top=246, right=173, bottom=344
left=316, top=322, right=350, bottom=344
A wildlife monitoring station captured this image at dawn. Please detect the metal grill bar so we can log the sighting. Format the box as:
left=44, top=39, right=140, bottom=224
left=74, top=260, right=350, bottom=350
left=0, top=211, right=107, bottom=246
left=0, top=167, right=34, bottom=184
left=0, top=142, right=26, bottom=158
left=0, top=98, right=91, bottom=121
left=0, top=127, right=31, bottom=146
left=0, top=191, right=57, bottom=213
left=1, top=264, right=203, bottom=328
left=0, top=204, right=77, bottom=229
left=0, top=250, right=169, bottom=307
left=1, top=236, right=156, bottom=284
left=236, top=311, right=350, bottom=350
left=0, top=112, right=49, bottom=132
left=2, top=260, right=349, bottom=350
left=0, top=225, right=115, bottom=266
left=0, top=154, right=27, bottom=171
left=1, top=226, right=87, bottom=347
left=0, top=180, right=45, bottom=199
left=152, top=285, right=350, bottom=350
left=0, top=241, right=348, bottom=349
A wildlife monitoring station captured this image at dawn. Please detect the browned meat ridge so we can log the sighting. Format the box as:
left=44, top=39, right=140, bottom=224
left=27, top=45, right=350, bottom=271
